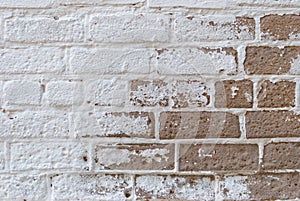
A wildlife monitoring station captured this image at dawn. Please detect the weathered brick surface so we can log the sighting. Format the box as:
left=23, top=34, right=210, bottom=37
left=263, top=142, right=300, bottom=170
left=244, top=46, right=300, bottom=75
left=220, top=173, right=300, bottom=200
left=0, top=110, right=69, bottom=138
left=246, top=110, right=300, bottom=138
left=89, top=14, right=170, bottom=42
left=51, top=174, right=133, bottom=200
left=261, top=14, right=300, bottom=40
left=74, top=112, right=155, bottom=138
left=94, top=144, right=174, bottom=170
left=70, top=48, right=154, bottom=74
left=6, top=17, right=84, bottom=42
left=0, top=1, right=299, bottom=200
left=11, top=142, right=89, bottom=171
left=257, top=80, right=295, bottom=108
left=135, top=175, right=215, bottom=200
left=0, top=48, right=65, bottom=74
left=160, top=112, right=241, bottom=139
left=215, top=79, right=253, bottom=108
left=179, top=144, right=259, bottom=171
left=174, top=16, right=255, bottom=41
left=156, top=48, right=238, bottom=75
left=149, top=0, right=300, bottom=8
left=0, top=175, right=47, bottom=200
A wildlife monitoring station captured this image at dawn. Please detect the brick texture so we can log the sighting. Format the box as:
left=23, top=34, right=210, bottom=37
left=0, top=0, right=299, bottom=200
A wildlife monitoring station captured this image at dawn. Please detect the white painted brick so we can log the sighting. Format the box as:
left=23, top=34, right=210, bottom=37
left=174, top=15, right=255, bottom=41
left=0, top=48, right=65, bottom=74
left=45, top=81, right=82, bottom=106
left=0, top=0, right=53, bottom=8
left=148, top=0, right=300, bottom=8
left=70, top=47, right=154, bottom=74
left=11, top=142, right=89, bottom=171
left=89, top=14, right=170, bottom=42
left=51, top=174, right=133, bottom=200
left=135, top=175, right=215, bottom=200
left=4, top=80, right=41, bottom=105
left=5, top=17, right=84, bottom=42
left=84, top=79, right=128, bottom=106
left=0, top=143, right=4, bottom=170
left=0, top=110, right=69, bottom=138
left=156, top=48, right=237, bottom=75
left=0, top=175, right=47, bottom=200
left=63, top=0, right=144, bottom=5
left=74, top=111, right=155, bottom=138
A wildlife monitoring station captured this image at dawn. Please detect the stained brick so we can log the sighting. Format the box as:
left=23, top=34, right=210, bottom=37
left=160, top=112, right=241, bottom=139
left=179, top=144, right=259, bottom=171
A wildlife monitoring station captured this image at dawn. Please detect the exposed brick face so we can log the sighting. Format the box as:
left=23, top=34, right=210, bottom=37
left=1, top=1, right=299, bottom=200
left=246, top=111, right=300, bottom=138
left=263, top=142, right=300, bottom=170
left=159, top=112, right=241, bottom=139
left=261, top=14, right=300, bottom=40
left=244, top=46, right=300, bottom=75
left=179, top=144, right=259, bottom=171
left=257, top=80, right=295, bottom=108
left=215, top=79, right=253, bottom=108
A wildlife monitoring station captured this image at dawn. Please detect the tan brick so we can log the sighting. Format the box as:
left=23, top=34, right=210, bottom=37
left=261, top=14, right=300, bottom=40
left=263, top=142, right=300, bottom=170
left=174, top=16, right=255, bottom=41
left=258, top=80, right=295, bottom=108
left=179, top=144, right=259, bottom=171
left=246, top=110, right=300, bottom=138
left=94, top=144, right=174, bottom=170
left=130, top=80, right=169, bottom=106
left=244, top=46, right=300, bottom=75
left=159, top=112, right=241, bottom=139
left=75, top=111, right=155, bottom=138
left=135, top=175, right=215, bottom=200
left=215, top=79, right=253, bottom=108
left=171, top=80, right=211, bottom=108
left=220, top=173, right=300, bottom=200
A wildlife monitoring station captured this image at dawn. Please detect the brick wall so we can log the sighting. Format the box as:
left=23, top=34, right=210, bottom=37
left=0, top=0, right=299, bottom=200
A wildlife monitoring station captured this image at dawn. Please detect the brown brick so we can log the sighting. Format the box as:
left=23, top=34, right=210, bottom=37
left=220, top=173, right=300, bottom=200
left=94, top=144, right=174, bottom=170
left=244, top=46, right=300, bottom=75
left=159, top=112, right=241, bottom=139
left=246, top=110, right=300, bottom=138
left=215, top=79, right=253, bottom=108
left=258, top=80, right=295, bottom=108
left=179, top=144, right=259, bottom=171
left=263, top=142, right=300, bottom=170
left=130, top=80, right=169, bottom=106
left=261, top=14, right=300, bottom=40
left=171, top=80, right=211, bottom=108
left=135, top=175, right=215, bottom=200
